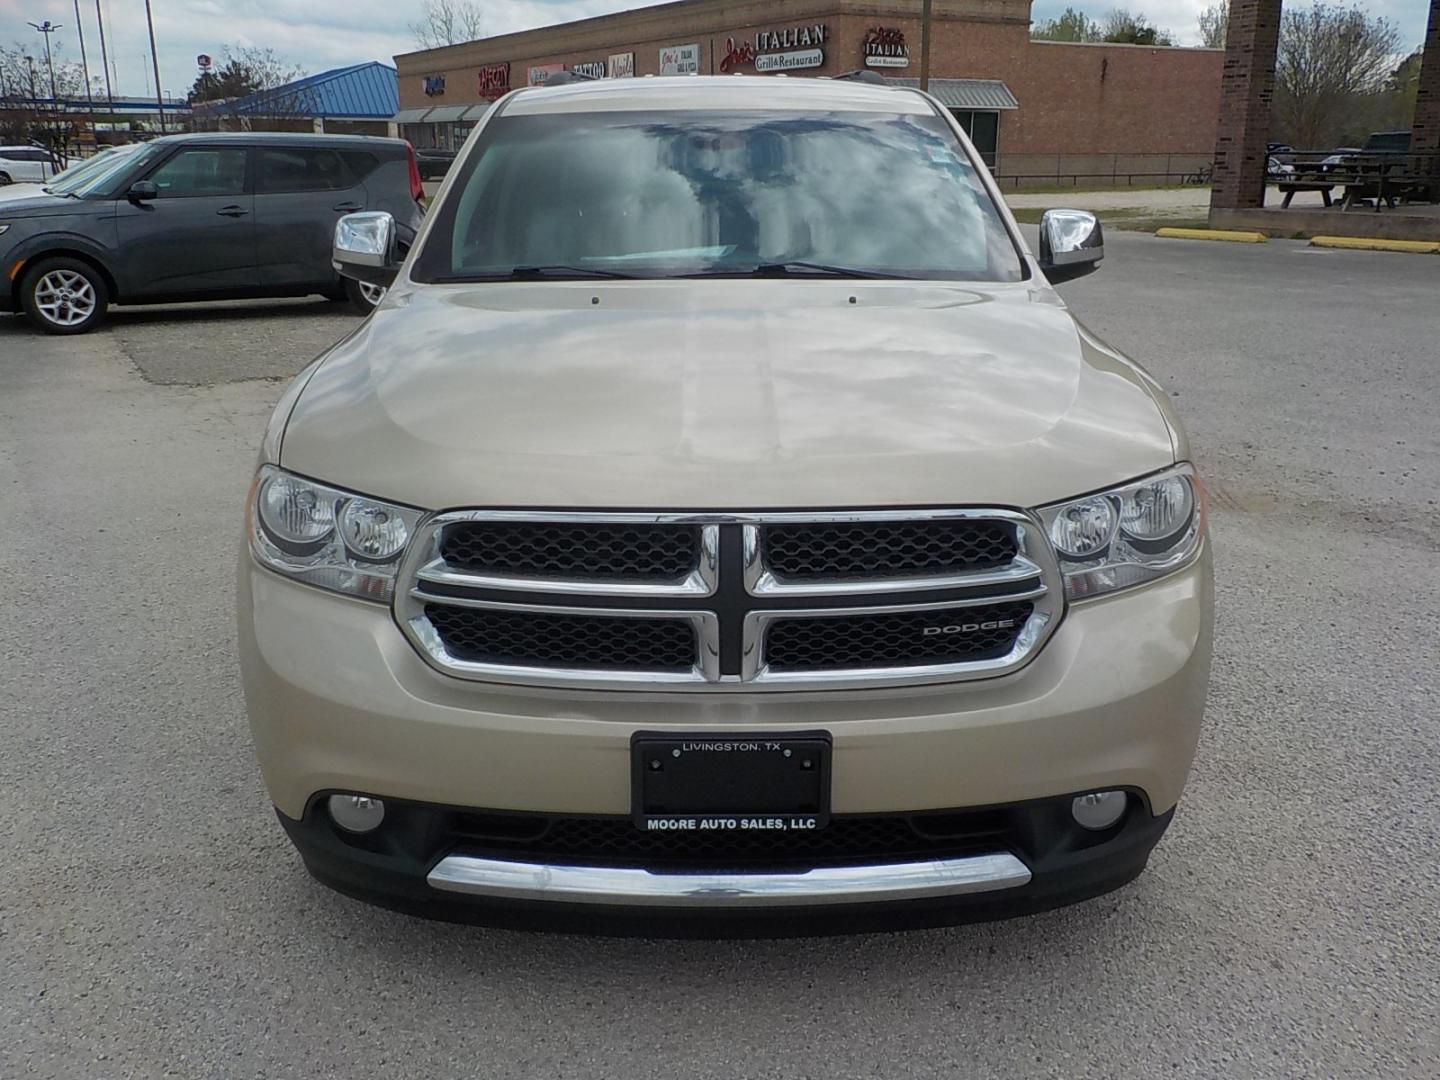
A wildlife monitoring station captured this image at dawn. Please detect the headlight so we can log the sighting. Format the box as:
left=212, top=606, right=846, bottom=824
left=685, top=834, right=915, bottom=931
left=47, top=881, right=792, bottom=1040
left=246, top=465, right=422, bottom=601
left=1038, top=465, right=1205, bottom=600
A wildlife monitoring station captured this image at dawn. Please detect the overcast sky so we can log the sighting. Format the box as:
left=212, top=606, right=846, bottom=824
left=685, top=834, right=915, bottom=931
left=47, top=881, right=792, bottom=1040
left=0, top=0, right=1431, bottom=101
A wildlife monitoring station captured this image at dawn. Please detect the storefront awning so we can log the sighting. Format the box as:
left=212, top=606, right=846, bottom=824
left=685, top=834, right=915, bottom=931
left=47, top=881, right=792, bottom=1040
left=460, top=103, right=496, bottom=121
left=423, top=104, right=470, bottom=122
left=393, top=108, right=434, bottom=124
left=886, top=78, right=1019, bottom=110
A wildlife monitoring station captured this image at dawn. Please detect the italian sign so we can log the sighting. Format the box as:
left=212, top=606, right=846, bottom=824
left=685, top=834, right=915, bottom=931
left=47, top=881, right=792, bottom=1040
left=863, top=27, right=910, bottom=68
left=659, top=43, right=701, bottom=75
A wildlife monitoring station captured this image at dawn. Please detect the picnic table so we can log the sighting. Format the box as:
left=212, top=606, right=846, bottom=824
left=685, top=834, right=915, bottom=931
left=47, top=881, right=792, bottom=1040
left=1275, top=152, right=1440, bottom=213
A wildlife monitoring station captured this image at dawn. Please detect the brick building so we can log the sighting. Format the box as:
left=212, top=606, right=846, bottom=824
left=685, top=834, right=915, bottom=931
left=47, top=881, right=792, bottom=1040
left=393, top=0, right=1224, bottom=184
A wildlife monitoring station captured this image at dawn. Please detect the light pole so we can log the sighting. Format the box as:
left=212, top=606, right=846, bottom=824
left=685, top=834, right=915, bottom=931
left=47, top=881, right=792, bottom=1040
left=94, top=0, right=117, bottom=121
left=143, top=0, right=166, bottom=133
left=27, top=21, right=63, bottom=159
left=72, top=0, right=97, bottom=130
left=27, top=20, right=61, bottom=102
left=919, top=0, right=933, bottom=93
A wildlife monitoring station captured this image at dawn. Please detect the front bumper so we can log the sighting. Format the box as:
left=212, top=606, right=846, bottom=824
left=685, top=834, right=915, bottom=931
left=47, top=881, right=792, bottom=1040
left=278, top=790, right=1174, bottom=935
left=239, top=546, right=1211, bottom=927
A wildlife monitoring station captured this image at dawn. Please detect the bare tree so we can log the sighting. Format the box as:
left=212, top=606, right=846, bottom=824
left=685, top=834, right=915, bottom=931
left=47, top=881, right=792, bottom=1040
left=1197, top=3, right=1229, bottom=49
left=1273, top=4, right=1401, bottom=148
left=1, top=40, right=87, bottom=151
left=410, top=0, right=485, bottom=50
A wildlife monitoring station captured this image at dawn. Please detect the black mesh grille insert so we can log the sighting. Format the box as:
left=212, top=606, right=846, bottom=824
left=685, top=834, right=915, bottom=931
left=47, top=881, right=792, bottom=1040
left=764, top=602, right=1033, bottom=672
left=761, top=519, right=1018, bottom=580
left=439, top=522, right=699, bottom=581
left=425, top=604, right=697, bottom=672
left=450, top=810, right=1012, bottom=869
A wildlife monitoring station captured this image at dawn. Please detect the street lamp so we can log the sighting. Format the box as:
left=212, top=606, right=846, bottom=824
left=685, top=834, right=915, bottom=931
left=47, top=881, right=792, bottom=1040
left=27, top=20, right=62, bottom=102
left=27, top=21, right=63, bottom=160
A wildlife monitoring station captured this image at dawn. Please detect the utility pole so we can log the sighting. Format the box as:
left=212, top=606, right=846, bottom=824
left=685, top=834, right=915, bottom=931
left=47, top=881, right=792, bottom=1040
left=94, top=0, right=117, bottom=122
left=919, top=0, right=933, bottom=93
left=71, top=0, right=97, bottom=144
left=143, top=0, right=166, bottom=134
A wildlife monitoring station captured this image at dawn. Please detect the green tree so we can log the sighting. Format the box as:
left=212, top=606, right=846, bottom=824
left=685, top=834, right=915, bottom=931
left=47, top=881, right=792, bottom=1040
left=188, top=46, right=304, bottom=106
left=1032, top=7, right=1102, bottom=42
left=1101, top=9, right=1176, bottom=46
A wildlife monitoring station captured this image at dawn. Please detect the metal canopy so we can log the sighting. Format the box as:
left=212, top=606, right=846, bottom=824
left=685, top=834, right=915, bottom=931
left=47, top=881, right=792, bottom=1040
left=423, top=104, right=470, bottom=122
left=886, top=78, right=1019, bottom=110
left=393, top=108, right=434, bottom=124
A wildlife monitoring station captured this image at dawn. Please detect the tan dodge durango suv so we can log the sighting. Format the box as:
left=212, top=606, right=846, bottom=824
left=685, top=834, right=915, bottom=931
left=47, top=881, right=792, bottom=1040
left=238, top=73, right=1212, bottom=934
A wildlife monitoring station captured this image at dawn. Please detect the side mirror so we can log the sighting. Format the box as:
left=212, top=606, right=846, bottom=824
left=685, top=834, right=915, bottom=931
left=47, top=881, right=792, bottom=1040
left=1038, top=209, right=1104, bottom=283
left=127, top=180, right=158, bottom=202
left=333, top=211, right=400, bottom=288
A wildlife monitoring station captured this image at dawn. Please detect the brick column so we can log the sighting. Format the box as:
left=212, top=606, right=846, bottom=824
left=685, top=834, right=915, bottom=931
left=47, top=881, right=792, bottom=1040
left=1209, top=0, right=1283, bottom=210
left=1412, top=1, right=1440, bottom=153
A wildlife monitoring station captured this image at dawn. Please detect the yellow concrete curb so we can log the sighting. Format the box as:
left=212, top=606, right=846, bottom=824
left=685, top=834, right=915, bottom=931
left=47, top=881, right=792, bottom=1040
left=1154, top=227, right=1268, bottom=244
left=1310, top=236, right=1440, bottom=254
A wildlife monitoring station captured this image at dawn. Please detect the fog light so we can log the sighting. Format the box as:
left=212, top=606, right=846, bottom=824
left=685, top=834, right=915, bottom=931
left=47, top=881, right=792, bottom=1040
left=1071, top=790, right=1126, bottom=831
left=328, top=794, right=385, bottom=833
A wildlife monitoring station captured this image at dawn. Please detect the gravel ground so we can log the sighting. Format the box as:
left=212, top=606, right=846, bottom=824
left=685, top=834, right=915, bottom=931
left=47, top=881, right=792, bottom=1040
left=1, top=234, right=1437, bottom=1079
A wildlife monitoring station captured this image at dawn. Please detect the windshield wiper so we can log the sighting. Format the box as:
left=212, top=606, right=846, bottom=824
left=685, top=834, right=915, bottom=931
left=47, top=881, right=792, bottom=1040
left=685, top=261, right=915, bottom=280
left=756, top=261, right=916, bottom=279
left=508, top=264, right=638, bottom=279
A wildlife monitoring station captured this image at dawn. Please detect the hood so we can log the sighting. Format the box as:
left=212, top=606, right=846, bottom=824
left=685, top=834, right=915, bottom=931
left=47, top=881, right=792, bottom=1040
left=0, top=183, right=48, bottom=204
left=0, top=190, right=105, bottom=218
left=280, top=279, right=1178, bottom=511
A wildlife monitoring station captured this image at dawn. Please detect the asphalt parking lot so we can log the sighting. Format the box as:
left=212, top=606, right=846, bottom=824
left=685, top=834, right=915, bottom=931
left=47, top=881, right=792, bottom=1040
left=2, top=233, right=1437, bottom=1078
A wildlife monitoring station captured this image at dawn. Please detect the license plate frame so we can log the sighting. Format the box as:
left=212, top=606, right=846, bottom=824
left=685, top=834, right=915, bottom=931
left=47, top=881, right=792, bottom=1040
left=631, top=731, right=832, bottom=834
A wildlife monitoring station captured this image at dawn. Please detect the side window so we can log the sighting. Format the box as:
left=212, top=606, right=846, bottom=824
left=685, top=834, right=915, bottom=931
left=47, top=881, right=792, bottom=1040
left=256, top=148, right=350, bottom=193
left=147, top=148, right=247, bottom=197
left=339, top=151, right=381, bottom=183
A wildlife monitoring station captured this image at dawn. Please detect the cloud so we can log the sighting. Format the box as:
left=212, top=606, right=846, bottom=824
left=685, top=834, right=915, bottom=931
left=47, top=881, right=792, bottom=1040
left=1030, top=0, right=1431, bottom=50
left=2, top=0, right=1431, bottom=100
left=0, top=0, right=665, bottom=98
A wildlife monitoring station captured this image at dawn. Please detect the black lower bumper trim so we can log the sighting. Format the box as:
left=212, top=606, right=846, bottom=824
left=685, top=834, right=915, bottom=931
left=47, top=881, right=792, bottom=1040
left=277, top=793, right=1174, bottom=937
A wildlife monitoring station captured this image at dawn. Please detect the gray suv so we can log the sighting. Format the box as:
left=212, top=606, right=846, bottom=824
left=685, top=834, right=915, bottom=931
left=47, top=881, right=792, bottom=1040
left=0, top=132, right=425, bottom=334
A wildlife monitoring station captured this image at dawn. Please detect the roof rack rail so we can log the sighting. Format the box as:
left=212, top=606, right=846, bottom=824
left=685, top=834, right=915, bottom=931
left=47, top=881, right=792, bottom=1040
left=544, top=70, right=599, bottom=87
left=832, top=70, right=889, bottom=86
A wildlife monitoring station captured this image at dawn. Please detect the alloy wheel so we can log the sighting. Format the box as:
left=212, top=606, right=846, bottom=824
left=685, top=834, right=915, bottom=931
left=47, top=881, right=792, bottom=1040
left=34, top=269, right=97, bottom=328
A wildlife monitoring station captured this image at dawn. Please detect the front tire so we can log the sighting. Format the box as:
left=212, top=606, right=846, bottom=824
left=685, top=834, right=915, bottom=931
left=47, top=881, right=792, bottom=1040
left=343, top=277, right=385, bottom=315
left=20, top=257, right=109, bottom=335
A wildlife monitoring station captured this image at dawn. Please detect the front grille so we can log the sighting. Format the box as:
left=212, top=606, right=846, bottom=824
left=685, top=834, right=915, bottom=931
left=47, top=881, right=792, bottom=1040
left=763, top=602, right=1034, bottom=672
left=762, top=519, right=1018, bottom=581
left=399, top=510, right=1060, bottom=689
left=440, top=521, right=699, bottom=581
left=425, top=603, right=697, bottom=672
left=450, top=810, right=1011, bottom=869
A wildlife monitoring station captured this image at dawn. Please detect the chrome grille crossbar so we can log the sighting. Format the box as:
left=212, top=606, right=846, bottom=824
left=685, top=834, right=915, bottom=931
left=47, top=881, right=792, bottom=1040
left=394, top=509, right=1064, bottom=691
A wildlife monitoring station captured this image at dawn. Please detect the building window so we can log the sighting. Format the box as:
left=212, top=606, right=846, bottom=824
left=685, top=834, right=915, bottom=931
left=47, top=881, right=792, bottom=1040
left=951, top=110, right=999, bottom=169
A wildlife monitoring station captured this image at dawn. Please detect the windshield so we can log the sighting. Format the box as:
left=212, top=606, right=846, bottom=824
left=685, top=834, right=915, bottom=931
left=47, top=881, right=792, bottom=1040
left=413, top=109, right=1024, bottom=283
left=50, top=143, right=156, bottom=197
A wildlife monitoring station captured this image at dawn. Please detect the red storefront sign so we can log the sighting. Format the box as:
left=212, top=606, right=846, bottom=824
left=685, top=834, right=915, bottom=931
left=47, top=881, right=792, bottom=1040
left=478, top=63, right=511, bottom=99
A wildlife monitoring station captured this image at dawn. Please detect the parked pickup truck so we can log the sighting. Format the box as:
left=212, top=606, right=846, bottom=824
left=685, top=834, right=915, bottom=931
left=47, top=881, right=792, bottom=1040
left=238, top=73, right=1213, bottom=935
